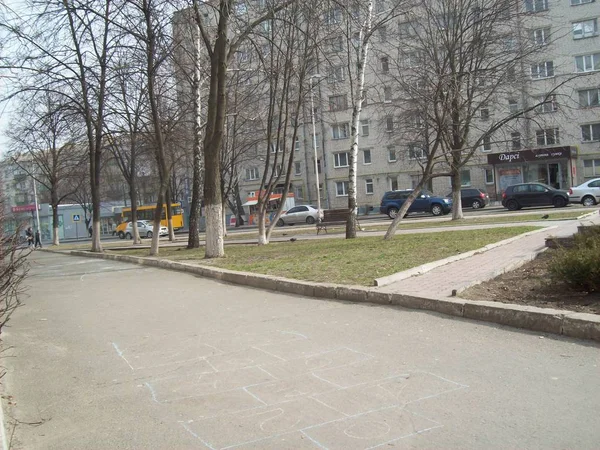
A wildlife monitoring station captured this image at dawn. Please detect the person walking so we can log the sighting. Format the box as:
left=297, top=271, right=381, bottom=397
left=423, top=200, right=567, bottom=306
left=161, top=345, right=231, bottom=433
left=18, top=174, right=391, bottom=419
left=34, top=229, right=42, bottom=248
left=25, top=227, right=33, bottom=247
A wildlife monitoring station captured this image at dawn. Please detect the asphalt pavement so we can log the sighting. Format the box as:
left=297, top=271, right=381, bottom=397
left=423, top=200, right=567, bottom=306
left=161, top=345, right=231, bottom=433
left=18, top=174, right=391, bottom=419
left=2, top=251, right=599, bottom=449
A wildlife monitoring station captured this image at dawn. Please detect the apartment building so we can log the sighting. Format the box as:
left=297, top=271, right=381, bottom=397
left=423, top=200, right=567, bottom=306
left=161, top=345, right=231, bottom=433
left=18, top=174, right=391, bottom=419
left=174, top=0, right=600, bottom=212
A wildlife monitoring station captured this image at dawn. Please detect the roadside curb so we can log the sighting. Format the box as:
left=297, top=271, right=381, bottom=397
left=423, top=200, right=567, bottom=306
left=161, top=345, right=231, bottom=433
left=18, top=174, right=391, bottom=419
left=373, top=227, right=554, bottom=287
left=70, top=250, right=600, bottom=342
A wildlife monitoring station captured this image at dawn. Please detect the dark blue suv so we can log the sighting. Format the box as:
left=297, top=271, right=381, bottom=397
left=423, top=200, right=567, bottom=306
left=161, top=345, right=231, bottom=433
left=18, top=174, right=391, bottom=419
left=380, top=189, right=452, bottom=218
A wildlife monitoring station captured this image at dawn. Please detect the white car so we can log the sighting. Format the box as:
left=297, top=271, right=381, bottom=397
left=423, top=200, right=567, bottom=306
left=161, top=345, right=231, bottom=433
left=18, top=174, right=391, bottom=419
left=568, top=178, right=600, bottom=206
left=122, top=220, right=168, bottom=239
left=276, top=205, right=321, bottom=226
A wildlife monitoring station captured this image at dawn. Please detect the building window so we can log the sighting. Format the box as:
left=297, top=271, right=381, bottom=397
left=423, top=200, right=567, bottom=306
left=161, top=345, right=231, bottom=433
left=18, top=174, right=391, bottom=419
left=333, top=152, right=349, bottom=168
left=535, top=94, right=557, bottom=113
left=361, top=119, right=370, bottom=136
left=573, top=19, right=598, bottom=39
left=336, top=181, right=349, bottom=196
left=324, top=8, right=342, bottom=25
left=506, top=66, right=516, bottom=82
left=531, top=27, right=550, bottom=45
left=384, top=86, right=392, bottom=103
left=511, top=132, right=522, bottom=149
left=295, top=137, right=300, bottom=151
left=379, top=25, right=387, bottom=41
left=584, top=159, right=600, bottom=177
left=481, top=136, right=492, bottom=152
left=362, top=90, right=368, bottom=106
left=461, top=170, right=471, bottom=187
left=530, top=61, right=554, bottom=79
left=480, top=108, right=490, bottom=120
left=399, top=21, right=416, bottom=38
left=294, top=161, right=302, bottom=175
left=329, top=94, right=348, bottom=111
left=332, top=123, right=350, bottom=139
left=388, top=147, right=397, bottom=162
left=386, top=116, right=394, bottom=132
left=485, top=168, right=494, bottom=184
left=328, top=66, right=346, bottom=83
left=246, top=167, right=259, bottom=180
left=579, top=88, right=600, bottom=107
left=390, top=177, right=398, bottom=191
left=536, top=128, right=560, bottom=145
left=576, top=53, right=600, bottom=72
left=273, top=164, right=282, bottom=177
left=581, top=123, right=600, bottom=141
left=508, top=99, right=519, bottom=113
left=365, top=178, right=374, bottom=194
left=380, top=56, right=390, bottom=73
left=524, top=0, right=548, bottom=12
left=363, top=149, right=372, bottom=164
left=408, top=144, right=426, bottom=159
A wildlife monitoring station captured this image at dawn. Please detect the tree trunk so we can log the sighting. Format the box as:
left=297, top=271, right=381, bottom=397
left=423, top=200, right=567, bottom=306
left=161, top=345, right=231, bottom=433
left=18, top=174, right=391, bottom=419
left=150, top=190, right=164, bottom=256
left=51, top=189, right=59, bottom=245
left=166, top=187, right=175, bottom=241
left=187, top=25, right=204, bottom=249
left=130, top=181, right=141, bottom=244
left=202, top=0, right=230, bottom=259
left=257, top=207, right=268, bottom=245
left=451, top=166, right=464, bottom=220
left=384, top=185, right=426, bottom=240
left=346, top=0, right=372, bottom=239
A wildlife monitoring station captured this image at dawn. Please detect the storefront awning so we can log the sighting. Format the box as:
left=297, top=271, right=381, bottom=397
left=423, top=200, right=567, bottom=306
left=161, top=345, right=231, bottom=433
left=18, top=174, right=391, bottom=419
left=241, top=199, right=258, bottom=206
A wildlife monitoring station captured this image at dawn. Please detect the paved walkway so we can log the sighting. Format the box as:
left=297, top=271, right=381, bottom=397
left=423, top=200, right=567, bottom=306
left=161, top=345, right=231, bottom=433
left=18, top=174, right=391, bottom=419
left=378, top=211, right=600, bottom=298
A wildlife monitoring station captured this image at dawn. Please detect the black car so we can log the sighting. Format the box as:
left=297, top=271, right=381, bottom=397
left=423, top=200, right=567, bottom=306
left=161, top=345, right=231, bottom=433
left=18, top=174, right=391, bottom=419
left=501, top=183, right=569, bottom=210
left=446, top=188, right=490, bottom=209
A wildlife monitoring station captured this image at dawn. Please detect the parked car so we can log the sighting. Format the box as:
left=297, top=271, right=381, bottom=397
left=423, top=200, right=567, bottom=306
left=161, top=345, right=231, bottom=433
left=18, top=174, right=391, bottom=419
left=501, top=183, right=569, bottom=210
left=380, top=189, right=452, bottom=219
left=445, top=188, right=490, bottom=209
left=122, top=220, right=168, bottom=239
left=568, top=178, right=600, bottom=206
left=276, top=205, right=320, bottom=226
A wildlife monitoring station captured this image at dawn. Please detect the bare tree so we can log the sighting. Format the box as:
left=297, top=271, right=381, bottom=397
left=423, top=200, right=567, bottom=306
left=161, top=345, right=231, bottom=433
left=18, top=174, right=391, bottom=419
left=7, top=91, right=85, bottom=245
left=382, top=0, right=576, bottom=239
left=0, top=195, right=28, bottom=337
left=192, top=0, right=298, bottom=257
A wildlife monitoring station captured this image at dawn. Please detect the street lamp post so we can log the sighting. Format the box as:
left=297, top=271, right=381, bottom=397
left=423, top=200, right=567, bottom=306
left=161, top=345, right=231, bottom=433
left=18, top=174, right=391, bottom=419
left=309, top=74, right=323, bottom=220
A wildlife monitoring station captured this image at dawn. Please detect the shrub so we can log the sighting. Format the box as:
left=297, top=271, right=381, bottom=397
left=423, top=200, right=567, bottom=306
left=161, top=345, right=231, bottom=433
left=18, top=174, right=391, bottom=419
left=549, top=231, right=600, bottom=292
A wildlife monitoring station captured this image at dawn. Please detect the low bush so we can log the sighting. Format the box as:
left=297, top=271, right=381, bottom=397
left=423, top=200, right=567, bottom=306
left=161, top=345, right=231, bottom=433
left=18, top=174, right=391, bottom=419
left=549, top=230, right=600, bottom=292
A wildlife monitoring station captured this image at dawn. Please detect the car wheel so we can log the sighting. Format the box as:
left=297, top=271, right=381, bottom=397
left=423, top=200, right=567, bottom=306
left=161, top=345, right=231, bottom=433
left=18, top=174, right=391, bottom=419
left=147, top=231, right=153, bottom=238
left=125, top=232, right=132, bottom=239
left=306, top=216, right=315, bottom=225
left=276, top=219, right=284, bottom=227
left=472, top=200, right=482, bottom=209
left=553, top=196, right=566, bottom=208
left=118, top=231, right=124, bottom=239
left=506, top=200, right=519, bottom=211
left=387, top=207, right=399, bottom=219
left=582, top=196, right=596, bottom=207
left=430, top=204, right=443, bottom=216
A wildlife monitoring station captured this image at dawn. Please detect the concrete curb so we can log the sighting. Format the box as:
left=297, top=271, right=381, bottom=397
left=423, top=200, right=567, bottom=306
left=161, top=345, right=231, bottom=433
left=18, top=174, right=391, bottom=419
left=373, top=227, right=554, bottom=287
left=69, top=250, right=600, bottom=342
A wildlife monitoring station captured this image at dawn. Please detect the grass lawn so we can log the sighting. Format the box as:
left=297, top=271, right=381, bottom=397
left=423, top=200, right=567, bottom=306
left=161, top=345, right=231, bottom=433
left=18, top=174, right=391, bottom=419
left=116, top=226, right=539, bottom=286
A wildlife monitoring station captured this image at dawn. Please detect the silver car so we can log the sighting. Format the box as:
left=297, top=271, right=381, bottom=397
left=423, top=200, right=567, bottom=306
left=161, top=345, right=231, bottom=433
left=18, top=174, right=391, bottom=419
left=568, top=178, right=600, bottom=206
left=123, top=220, right=168, bottom=239
left=276, top=205, right=320, bottom=226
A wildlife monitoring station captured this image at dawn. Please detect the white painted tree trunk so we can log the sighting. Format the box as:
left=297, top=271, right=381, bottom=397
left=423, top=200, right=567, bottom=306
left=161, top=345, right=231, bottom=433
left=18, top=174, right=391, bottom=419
left=92, top=219, right=102, bottom=251
left=53, top=226, right=59, bottom=246
left=168, top=217, right=175, bottom=241
left=205, top=204, right=224, bottom=257
left=347, top=0, right=372, bottom=239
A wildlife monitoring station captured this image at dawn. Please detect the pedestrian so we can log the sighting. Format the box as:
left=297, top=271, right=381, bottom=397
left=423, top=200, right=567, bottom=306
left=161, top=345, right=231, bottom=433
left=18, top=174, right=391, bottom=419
left=88, top=225, right=93, bottom=237
left=34, top=229, right=42, bottom=248
left=25, top=227, right=33, bottom=247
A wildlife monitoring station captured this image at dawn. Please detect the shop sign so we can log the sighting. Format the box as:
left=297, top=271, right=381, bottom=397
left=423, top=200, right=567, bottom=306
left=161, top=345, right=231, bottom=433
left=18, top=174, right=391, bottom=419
left=487, top=146, right=575, bottom=165
left=11, top=204, right=38, bottom=213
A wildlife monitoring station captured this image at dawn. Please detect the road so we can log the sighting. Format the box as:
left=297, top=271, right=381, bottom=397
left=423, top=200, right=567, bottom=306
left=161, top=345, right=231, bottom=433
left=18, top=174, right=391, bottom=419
left=2, top=251, right=599, bottom=449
